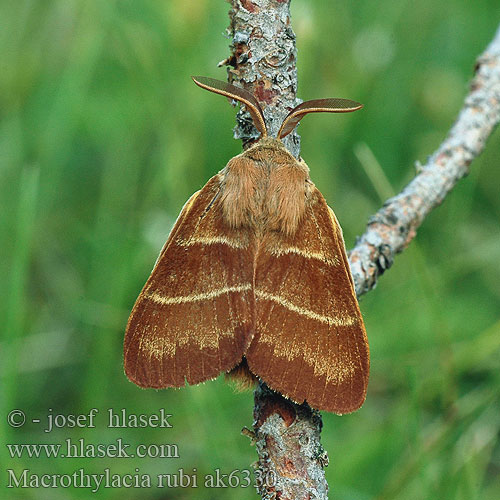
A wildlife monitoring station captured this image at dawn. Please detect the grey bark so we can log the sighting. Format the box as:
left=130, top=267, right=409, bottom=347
left=225, top=0, right=301, bottom=156
left=223, top=2, right=500, bottom=499
left=225, top=2, right=328, bottom=499
left=225, top=2, right=329, bottom=498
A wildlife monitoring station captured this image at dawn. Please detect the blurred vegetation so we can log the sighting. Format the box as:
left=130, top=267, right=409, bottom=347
left=1, top=1, right=500, bottom=499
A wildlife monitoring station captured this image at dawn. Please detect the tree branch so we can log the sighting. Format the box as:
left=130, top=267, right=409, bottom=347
left=225, top=0, right=301, bottom=156
left=224, top=3, right=500, bottom=499
left=226, top=2, right=328, bottom=498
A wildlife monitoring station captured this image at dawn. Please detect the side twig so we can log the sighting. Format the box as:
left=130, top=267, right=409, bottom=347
left=224, top=2, right=500, bottom=498
left=349, top=26, right=500, bottom=297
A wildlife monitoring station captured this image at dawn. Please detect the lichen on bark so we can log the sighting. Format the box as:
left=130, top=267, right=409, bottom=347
left=225, top=0, right=301, bottom=156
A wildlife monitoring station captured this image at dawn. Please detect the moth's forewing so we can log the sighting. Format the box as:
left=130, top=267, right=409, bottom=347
left=124, top=175, right=255, bottom=388
left=246, top=187, right=369, bottom=414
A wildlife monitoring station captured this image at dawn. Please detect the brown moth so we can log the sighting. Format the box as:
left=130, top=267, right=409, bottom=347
left=124, top=76, right=369, bottom=414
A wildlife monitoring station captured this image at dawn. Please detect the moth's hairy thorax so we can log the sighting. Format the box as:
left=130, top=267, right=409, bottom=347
left=220, top=138, right=312, bottom=236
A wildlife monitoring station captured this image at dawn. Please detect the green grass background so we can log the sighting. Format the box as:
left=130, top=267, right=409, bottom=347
left=1, top=1, right=500, bottom=499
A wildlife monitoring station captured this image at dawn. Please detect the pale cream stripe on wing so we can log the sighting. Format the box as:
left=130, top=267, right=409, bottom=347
left=178, top=235, right=246, bottom=249
left=255, top=289, right=356, bottom=326
left=147, top=284, right=252, bottom=305
left=270, top=245, right=340, bottom=266
left=255, top=332, right=355, bottom=383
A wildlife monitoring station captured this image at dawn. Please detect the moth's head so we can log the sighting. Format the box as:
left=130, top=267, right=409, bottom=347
left=192, top=76, right=363, bottom=143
